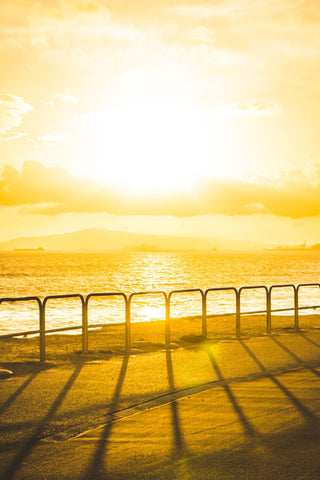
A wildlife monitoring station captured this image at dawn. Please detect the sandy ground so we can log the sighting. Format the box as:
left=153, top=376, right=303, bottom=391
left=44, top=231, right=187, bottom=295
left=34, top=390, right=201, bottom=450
left=1, top=318, right=320, bottom=479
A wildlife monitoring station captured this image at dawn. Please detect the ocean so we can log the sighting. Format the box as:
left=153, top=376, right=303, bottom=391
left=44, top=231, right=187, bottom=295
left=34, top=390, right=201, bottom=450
left=1, top=251, right=320, bottom=335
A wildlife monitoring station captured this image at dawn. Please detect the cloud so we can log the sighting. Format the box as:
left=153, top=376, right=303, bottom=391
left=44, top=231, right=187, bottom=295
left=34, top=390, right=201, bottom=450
left=55, top=94, right=79, bottom=104
left=190, top=26, right=216, bottom=45
left=38, top=133, right=72, bottom=142
left=233, top=99, right=282, bottom=115
left=167, top=4, right=239, bottom=19
left=167, top=1, right=300, bottom=20
left=0, top=94, right=33, bottom=139
left=120, top=70, right=154, bottom=82
left=213, top=99, right=282, bottom=117
left=2, top=0, right=319, bottom=109
left=1, top=161, right=320, bottom=219
left=0, top=132, right=26, bottom=141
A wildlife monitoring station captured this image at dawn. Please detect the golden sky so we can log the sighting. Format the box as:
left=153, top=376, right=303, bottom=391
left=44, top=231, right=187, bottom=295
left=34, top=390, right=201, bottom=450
left=1, top=0, right=320, bottom=246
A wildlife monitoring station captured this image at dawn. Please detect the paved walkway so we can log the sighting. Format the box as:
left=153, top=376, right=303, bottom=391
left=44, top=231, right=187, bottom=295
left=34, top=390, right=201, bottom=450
left=1, top=332, right=320, bottom=479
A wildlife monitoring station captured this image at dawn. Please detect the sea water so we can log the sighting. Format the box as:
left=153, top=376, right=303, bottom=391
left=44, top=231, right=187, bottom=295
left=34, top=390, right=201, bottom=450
left=1, top=251, right=320, bottom=334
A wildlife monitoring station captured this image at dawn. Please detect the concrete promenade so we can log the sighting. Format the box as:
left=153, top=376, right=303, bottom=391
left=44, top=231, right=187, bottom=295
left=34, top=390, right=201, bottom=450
left=1, top=331, right=320, bottom=479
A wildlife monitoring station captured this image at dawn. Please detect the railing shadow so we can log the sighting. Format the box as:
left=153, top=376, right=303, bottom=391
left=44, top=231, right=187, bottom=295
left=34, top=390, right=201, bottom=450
left=0, top=372, right=39, bottom=417
left=3, top=364, right=83, bottom=480
left=203, top=344, right=257, bottom=437
left=297, top=331, right=320, bottom=349
left=239, top=339, right=317, bottom=422
left=83, top=354, right=129, bottom=480
left=166, top=348, right=186, bottom=457
left=269, top=335, right=320, bottom=379
left=83, top=348, right=187, bottom=477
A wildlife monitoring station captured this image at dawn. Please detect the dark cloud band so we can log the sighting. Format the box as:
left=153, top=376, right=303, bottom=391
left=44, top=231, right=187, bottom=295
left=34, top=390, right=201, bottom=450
left=1, top=160, right=319, bottom=218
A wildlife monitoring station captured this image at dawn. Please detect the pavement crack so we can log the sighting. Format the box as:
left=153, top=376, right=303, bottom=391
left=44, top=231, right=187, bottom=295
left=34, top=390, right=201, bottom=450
left=41, top=360, right=320, bottom=443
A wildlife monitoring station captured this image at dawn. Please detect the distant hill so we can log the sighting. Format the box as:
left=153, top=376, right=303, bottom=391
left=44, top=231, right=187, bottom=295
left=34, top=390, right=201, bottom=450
left=271, top=242, right=320, bottom=252
left=0, top=228, right=268, bottom=252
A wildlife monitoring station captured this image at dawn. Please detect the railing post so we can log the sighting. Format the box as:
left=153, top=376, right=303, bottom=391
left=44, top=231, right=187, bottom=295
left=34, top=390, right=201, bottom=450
left=125, top=297, right=131, bottom=350
left=294, top=286, right=299, bottom=330
left=266, top=288, right=271, bottom=334
left=202, top=291, right=207, bottom=339
left=236, top=289, right=241, bottom=337
left=39, top=302, right=46, bottom=363
left=165, top=296, right=171, bottom=346
left=82, top=298, right=88, bottom=354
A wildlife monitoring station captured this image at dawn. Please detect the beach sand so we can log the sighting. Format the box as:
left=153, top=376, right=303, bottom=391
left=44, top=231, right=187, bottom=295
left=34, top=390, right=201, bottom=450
left=2, top=312, right=320, bottom=364
left=1, top=315, right=320, bottom=479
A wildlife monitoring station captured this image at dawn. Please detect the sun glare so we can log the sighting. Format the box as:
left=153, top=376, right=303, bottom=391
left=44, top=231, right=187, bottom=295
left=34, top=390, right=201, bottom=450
left=75, top=102, right=232, bottom=193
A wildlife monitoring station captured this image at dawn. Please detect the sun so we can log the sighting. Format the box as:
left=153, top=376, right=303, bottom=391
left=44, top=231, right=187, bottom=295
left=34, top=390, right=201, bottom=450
left=74, top=101, right=230, bottom=194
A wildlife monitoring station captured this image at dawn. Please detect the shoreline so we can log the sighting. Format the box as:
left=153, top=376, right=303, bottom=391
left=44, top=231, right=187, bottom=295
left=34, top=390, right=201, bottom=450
left=1, top=313, right=320, bottom=365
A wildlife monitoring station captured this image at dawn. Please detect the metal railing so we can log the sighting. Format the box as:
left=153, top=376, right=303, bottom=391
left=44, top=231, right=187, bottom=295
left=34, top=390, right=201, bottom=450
left=1, top=283, right=320, bottom=362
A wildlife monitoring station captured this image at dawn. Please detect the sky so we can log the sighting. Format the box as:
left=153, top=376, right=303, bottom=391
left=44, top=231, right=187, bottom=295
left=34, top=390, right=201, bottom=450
left=1, top=0, right=320, bottom=246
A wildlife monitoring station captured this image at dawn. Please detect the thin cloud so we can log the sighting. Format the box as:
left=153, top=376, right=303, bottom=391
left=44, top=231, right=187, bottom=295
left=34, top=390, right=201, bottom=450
left=213, top=99, right=282, bottom=117
left=120, top=70, right=154, bottom=82
left=55, top=94, right=79, bottom=104
left=38, top=133, right=71, bottom=142
left=167, top=4, right=240, bottom=18
left=0, top=94, right=33, bottom=139
left=167, top=1, right=298, bottom=19
left=0, top=132, right=26, bottom=141
left=1, top=161, right=320, bottom=219
left=190, top=26, right=216, bottom=44
left=233, top=99, right=282, bottom=116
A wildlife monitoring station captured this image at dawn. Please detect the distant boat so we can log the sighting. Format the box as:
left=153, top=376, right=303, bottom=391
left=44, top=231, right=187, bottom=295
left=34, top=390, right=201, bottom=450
left=14, top=246, right=45, bottom=252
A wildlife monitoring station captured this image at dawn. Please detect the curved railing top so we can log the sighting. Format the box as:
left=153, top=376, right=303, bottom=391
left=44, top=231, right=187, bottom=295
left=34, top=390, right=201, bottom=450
left=86, top=292, right=127, bottom=303
left=238, top=285, right=268, bottom=294
left=205, top=286, right=237, bottom=296
left=128, top=290, right=167, bottom=301
left=297, top=283, right=320, bottom=291
left=168, top=288, right=203, bottom=300
left=0, top=296, right=42, bottom=307
left=270, top=284, right=296, bottom=292
left=43, top=293, right=85, bottom=307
